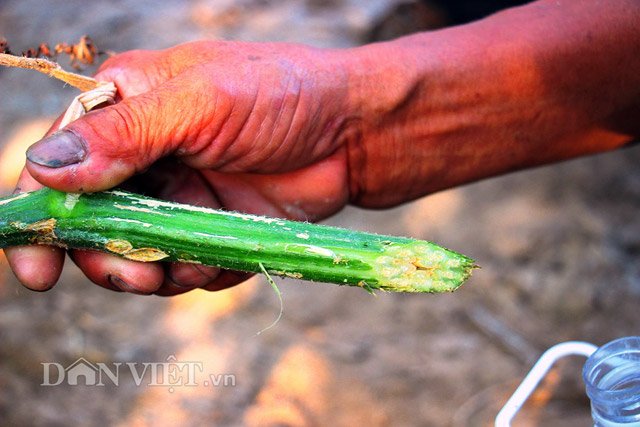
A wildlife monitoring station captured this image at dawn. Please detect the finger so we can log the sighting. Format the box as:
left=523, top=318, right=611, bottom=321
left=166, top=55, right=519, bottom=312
left=167, top=263, right=220, bottom=288
left=93, top=45, right=210, bottom=98
left=4, top=171, right=65, bottom=290
left=5, top=245, right=65, bottom=292
left=69, top=250, right=164, bottom=295
left=12, top=114, right=64, bottom=193
left=154, top=264, right=221, bottom=297
left=27, top=72, right=215, bottom=192
left=94, top=49, right=169, bottom=98
left=13, top=166, right=44, bottom=192
left=153, top=280, right=197, bottom=297
left=154, top=268, right=246, bottom=297
left=201, top=148, right=350, bottom=221
left=201, top=270, right=254, bottom=292
left=4, top=115, right=66, bottom=291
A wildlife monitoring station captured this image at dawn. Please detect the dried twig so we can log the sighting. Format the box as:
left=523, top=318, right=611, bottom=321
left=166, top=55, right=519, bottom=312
left=0, top=53, right=99, bottom=91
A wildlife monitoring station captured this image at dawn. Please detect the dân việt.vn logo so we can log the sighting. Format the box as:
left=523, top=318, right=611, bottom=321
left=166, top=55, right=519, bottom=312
left=41, top=355, right=236, bottom=391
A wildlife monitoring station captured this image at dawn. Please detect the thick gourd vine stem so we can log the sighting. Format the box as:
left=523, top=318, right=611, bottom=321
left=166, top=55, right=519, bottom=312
left=0, top=189, right=476, bottom=293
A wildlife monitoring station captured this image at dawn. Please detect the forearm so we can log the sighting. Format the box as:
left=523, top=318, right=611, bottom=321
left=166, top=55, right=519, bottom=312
left=344, top=0, right=640, bottom=207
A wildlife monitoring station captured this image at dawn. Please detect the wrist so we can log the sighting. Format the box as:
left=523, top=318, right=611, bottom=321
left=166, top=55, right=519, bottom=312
left=340, top=38, right=424, bottom=207
left=342, top=0, right=640, bottom=208
left=341, top=29, right=502, bottom=207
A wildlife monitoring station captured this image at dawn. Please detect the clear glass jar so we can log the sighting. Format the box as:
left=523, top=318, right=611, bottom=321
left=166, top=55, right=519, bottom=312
left=583, top=336, right=640, bottom=426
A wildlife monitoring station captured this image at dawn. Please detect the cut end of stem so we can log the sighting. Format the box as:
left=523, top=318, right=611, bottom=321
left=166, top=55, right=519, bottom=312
left=373, top=242, right=476, bottom=292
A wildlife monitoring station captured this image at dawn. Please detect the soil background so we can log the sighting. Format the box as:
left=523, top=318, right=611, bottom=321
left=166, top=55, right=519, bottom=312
left=0, top=1, right=639, bottom=426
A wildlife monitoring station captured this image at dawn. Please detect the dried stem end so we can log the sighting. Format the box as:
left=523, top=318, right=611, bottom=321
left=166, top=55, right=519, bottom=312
left=0, top=53, right=99, bottom=91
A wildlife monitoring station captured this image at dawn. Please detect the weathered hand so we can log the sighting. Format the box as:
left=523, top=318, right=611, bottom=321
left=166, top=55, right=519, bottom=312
left=6, top=0, right=640, bottom=295
left=6, top=41, right=356, bottom=295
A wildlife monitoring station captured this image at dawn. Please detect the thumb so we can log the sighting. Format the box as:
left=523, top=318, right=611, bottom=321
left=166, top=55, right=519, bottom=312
left=25, top=91, right=182, bottom=192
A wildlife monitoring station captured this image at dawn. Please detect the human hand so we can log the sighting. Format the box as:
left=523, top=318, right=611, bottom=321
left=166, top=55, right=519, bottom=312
left=7, top=0, right=640, bottom=295
left=6, top=40, right=358, bottom=295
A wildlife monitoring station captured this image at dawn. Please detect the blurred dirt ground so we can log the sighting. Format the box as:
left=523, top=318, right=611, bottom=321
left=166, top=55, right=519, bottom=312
left=0, top=1, right=639, bottom=426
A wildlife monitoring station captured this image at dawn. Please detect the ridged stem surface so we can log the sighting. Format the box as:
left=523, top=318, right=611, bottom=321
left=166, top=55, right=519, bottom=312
left=0, top=189, right=476, bottom=293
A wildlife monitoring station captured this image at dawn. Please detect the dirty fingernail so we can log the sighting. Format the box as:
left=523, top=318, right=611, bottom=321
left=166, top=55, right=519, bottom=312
left=108, top=274, right=148, bottom=295
left=26, top=130, right=86, bottom=168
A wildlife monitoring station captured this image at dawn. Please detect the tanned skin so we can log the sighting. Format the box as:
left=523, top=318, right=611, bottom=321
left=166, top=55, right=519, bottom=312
left=6, top=0, right=639, bottom=295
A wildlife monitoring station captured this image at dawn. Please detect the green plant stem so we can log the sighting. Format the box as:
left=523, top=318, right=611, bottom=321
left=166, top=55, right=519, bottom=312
left=0, top=189, right=476, bottom=293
